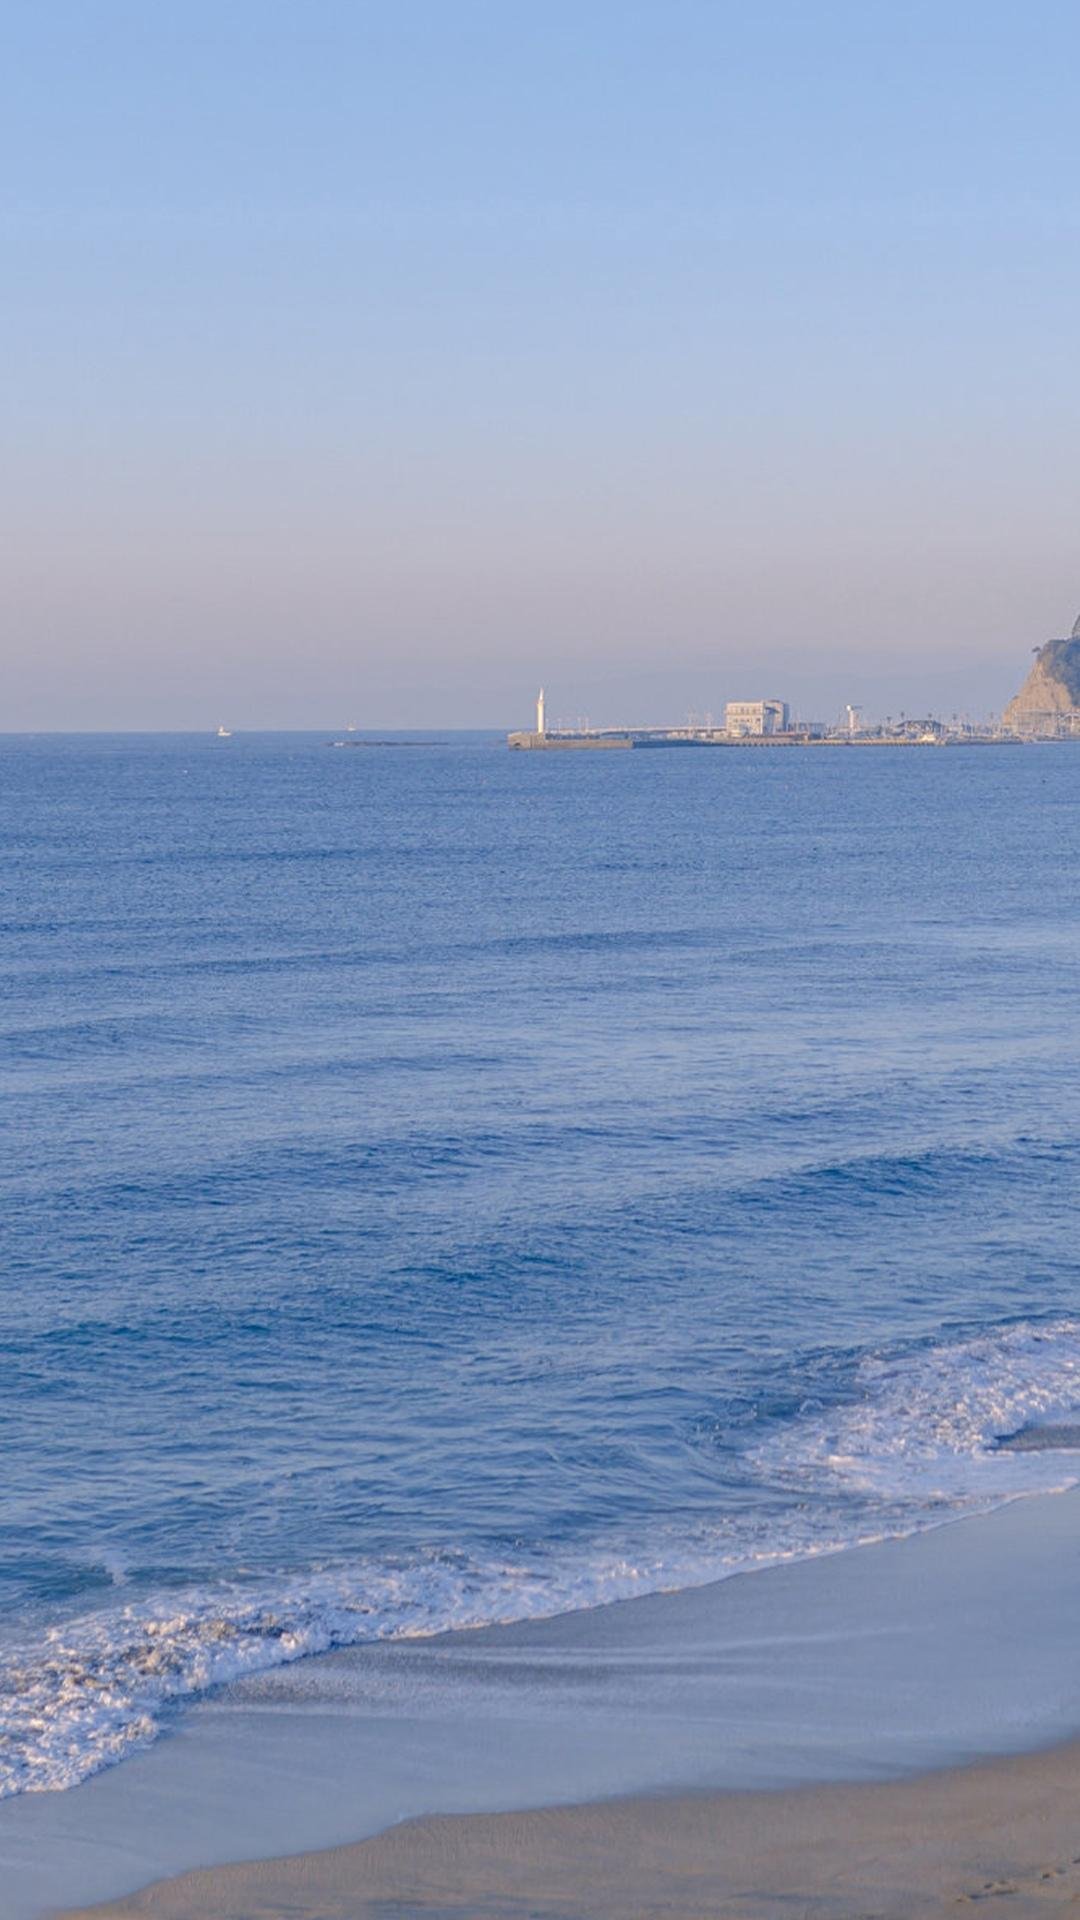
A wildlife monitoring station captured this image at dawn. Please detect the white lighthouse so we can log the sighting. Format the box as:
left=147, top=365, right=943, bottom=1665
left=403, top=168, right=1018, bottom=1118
left=536, top=687, right=546, bottom=738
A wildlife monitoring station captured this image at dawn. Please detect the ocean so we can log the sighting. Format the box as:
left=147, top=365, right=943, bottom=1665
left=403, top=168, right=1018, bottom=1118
left=4, top=730, right=1080, bottom=1802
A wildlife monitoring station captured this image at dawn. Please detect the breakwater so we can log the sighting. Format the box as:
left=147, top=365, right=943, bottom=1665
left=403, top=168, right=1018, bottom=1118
left=507, top=731, right=634, bottom=750
left=507, top=729, right=1019, bottom=750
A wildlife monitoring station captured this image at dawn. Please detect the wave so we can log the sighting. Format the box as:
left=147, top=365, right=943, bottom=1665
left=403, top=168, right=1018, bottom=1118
left=748, top=1317, right=1080, bottom=1503
left=4, top=1317, right=1080, bottom=1800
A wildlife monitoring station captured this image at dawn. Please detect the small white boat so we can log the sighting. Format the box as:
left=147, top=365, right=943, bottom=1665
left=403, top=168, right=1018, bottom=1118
left=216, top=725, right=232, bottom=738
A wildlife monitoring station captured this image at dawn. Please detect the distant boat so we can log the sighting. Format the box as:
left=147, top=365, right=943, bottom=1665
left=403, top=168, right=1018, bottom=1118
left=345, top=722, right=357, bottom=732
left=216, top=725, right=232, bottom=738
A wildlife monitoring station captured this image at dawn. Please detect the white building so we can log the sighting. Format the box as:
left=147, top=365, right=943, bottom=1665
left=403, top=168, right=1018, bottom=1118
left=724, top=699, right=789, bottom=736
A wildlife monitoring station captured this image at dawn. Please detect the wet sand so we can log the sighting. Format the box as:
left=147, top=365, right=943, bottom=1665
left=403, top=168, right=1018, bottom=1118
left=64, top=1739, right=1080, bottom=1920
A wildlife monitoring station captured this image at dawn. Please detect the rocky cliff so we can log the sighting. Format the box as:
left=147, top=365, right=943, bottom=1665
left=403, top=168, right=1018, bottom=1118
left=1003, top=617, right=1080, bottom=731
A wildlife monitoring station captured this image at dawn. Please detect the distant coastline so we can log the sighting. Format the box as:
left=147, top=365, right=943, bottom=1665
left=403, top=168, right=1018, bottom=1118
left=510, top=617, right=1080, bottom=748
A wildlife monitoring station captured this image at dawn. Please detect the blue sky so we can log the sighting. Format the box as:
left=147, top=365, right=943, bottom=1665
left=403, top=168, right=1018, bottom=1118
left=4, top=1, right=1079, bottom=727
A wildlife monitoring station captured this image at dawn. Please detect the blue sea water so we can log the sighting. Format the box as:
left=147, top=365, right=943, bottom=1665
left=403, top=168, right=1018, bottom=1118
left=4, top=730, right=1080, bottom=1798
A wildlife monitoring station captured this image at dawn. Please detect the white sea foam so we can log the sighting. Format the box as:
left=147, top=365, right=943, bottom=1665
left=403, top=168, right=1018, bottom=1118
left=5, top=1318, right=1080, bottom=1800
left=750, top=1317, right=1080, bottom=1504
left=0, top=1555, right=711, bottom=1798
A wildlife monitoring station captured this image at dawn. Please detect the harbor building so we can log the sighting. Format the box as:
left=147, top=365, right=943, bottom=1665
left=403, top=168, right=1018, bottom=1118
left=723, top=699, right=789, bottom=736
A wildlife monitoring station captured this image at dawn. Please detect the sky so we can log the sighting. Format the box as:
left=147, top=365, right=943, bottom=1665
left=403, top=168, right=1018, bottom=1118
left=3, top=0, right=1080, bottom=729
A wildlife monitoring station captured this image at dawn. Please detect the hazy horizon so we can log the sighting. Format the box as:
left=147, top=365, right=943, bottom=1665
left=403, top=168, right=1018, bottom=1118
left=4, top=1, right=1079, bottom=730
left=0, top=655, right=1042, bottom=737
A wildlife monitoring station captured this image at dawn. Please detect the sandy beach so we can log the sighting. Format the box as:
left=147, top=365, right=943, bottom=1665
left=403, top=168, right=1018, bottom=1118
left=1, top=1489, right=1068, bottom=1920
left=64, top=1740, right=1080, bottom=1920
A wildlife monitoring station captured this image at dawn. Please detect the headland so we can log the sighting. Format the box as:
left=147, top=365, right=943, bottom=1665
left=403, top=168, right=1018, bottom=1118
left=1003, top=618, right=1080, bottom=735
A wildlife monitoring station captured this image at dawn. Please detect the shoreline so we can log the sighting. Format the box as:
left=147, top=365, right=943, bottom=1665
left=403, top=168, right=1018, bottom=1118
left=59, top=1739, right=1080, bottom=1919
left=5, top=1484, right=1080, bottom=1919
